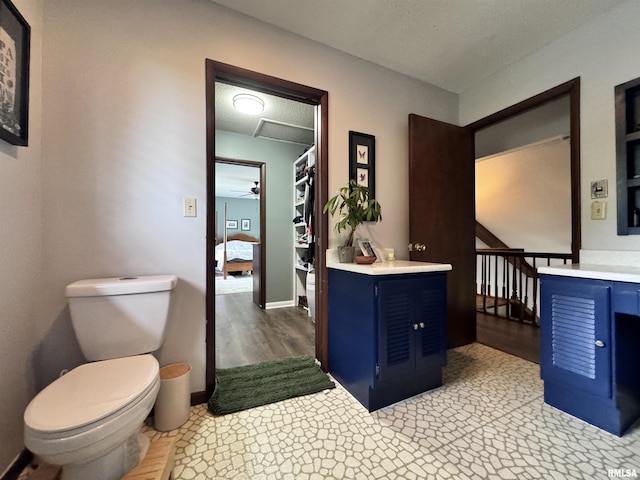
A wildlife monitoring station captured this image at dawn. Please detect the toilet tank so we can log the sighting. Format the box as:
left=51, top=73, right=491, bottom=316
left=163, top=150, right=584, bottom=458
left=66, top=275, right=178, bottom=361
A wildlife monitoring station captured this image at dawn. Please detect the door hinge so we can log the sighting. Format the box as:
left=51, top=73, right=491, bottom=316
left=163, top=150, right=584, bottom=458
left=375, top=364, right=380, bottom=377
left=375, top=284, right=378, bottom=298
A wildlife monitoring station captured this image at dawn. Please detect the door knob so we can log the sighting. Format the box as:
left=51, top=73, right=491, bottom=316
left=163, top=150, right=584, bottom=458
left=408, top=243, right=426, bottom=252
left=419, top=322, right=425, bottom=329
left=413, top=323, right=419, bottom=330
left=595, top=340, right=605, bottom=347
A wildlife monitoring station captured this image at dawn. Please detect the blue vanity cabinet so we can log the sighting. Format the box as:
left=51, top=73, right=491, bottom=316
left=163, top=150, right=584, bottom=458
left=540, top=273, right=640, bottom=436
left=328, top=268, right=447, bottom=412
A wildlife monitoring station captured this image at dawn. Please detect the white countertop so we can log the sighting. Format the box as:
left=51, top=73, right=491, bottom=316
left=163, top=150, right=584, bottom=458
left=538, top=263, right=640, bottom=283
left=327, top=259, right=452, bottom=276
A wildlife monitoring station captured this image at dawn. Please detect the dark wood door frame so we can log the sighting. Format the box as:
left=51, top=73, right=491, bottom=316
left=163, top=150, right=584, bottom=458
left=205, top=59, right=329, bottom=398
left=468, top=77, right=581, bottom=263
left=215, top=157, right=266, bottom=308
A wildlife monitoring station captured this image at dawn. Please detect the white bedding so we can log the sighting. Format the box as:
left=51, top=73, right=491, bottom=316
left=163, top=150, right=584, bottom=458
left=215, top=240, right=255, bottom=268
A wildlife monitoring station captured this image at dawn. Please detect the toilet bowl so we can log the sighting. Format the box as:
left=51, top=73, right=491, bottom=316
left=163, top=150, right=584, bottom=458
left=23, top=274, right=177, bottom=480
left=24, top=355, right=160, bottom=480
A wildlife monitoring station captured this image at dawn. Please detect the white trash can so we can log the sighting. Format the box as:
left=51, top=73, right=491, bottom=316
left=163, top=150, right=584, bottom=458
left=306, top=270, right=316, bottom=322
left=154, top=363, right=191, bottom=432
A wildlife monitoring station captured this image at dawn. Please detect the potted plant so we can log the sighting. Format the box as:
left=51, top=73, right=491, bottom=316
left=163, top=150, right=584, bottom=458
left=323, top=179, right=382, bottom=263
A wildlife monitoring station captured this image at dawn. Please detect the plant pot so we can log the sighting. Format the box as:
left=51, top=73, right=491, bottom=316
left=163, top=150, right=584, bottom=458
left=337, top=246, right=356, bottom=263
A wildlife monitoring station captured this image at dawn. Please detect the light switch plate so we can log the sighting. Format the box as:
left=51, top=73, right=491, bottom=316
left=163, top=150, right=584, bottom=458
left=591, top=200, right=606, bottom=220
left=591, top=179, right=608, bottom=199
left=183, top=197, right=197, bottom=217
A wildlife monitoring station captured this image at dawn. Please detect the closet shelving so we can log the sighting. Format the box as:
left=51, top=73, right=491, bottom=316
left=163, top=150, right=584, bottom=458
left=293, top=146, right=315, bottom=305
left=615, top=77, right=640, bottom=235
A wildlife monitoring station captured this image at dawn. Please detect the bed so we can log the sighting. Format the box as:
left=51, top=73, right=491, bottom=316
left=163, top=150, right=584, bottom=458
left=215, top=232, right=259, bottom=279
left=216, top=202, right=259, bottom=279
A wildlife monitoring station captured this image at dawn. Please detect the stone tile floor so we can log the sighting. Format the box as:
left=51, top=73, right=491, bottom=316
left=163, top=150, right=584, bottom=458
left=19, top=343, right=640, bottom=479
left=141, top=343, right=640, bottom=479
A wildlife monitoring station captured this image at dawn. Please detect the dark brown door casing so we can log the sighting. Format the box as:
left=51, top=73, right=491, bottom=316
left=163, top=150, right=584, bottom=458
left=408, top=114, right=476, bottom=348
left=205, top=59, right=329, bottom=401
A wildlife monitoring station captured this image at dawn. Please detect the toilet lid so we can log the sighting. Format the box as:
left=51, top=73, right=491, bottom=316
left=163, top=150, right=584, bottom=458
left=24, top=355, right=159, bottom=433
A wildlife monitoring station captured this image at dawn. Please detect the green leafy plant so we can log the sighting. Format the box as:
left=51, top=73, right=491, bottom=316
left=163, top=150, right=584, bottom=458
left=323, top=179, right=382, bottom=247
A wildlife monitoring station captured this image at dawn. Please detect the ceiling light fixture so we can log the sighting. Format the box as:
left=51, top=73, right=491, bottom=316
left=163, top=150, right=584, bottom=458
left=232, top=93, right=265, bottom=115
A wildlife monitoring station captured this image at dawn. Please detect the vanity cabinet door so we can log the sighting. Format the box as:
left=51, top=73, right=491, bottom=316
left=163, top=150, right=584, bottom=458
left=540, top=275, right=612, bottom=399
left=414, top=275, right=447, bottom=371
left=377, top=274, right=447, bottom=382
left=377, top=278, right=414, bottom=382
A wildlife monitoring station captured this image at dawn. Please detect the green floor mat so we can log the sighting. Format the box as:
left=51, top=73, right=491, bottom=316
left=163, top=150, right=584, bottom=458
left=208, top=356, right=335, bottom=415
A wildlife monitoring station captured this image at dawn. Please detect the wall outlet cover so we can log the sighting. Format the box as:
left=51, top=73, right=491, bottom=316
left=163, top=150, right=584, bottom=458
left=591, top=200, right=607, bottom=220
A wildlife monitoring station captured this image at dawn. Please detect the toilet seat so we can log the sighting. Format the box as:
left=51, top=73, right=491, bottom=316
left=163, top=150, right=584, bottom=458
left=25, top=355, right=159, bottom=434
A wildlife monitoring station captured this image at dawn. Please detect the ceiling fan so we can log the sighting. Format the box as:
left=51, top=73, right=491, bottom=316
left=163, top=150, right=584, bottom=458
left=234, top=181, right=260, bottom=198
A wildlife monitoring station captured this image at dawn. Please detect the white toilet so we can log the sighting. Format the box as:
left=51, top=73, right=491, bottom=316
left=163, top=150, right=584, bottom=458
left=24, top=274, right=177, bottom=480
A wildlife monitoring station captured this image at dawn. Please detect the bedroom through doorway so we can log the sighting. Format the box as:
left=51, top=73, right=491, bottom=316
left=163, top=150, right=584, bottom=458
left=214, top=159, right=264, bottom=302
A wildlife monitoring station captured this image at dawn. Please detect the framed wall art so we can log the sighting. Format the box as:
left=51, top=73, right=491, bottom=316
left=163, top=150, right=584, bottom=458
left=349, top=131, right=375, bottom=199
left=226, top=220, right=238, bottom=229
left=0, top=0, right=30, bottom=146
left=241, top=218, right=251, bottom=231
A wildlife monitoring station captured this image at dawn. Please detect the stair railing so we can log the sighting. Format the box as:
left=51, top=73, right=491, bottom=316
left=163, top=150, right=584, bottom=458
left=476, top=249, right=572, bottom=325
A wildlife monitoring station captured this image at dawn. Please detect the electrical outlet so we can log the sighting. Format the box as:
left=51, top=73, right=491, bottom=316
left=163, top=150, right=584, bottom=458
left=183, top=197, right=197, bottom=217
left=591, top=200, right=606, bottom=220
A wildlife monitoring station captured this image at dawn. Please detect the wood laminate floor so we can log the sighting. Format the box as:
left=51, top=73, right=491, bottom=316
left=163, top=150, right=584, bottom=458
left=215, top=292, right=315, bottom=368
left=476, top=312, right=540, bottom=364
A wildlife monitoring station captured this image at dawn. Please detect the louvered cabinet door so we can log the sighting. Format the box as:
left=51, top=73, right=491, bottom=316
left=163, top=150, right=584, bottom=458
left=377, top=274, right=447, bottom=381
left=414, top=276, right=447, bottom=371
left=377, top=278, right=415, bottom=382
left=540, top=275, right=612, bottom=399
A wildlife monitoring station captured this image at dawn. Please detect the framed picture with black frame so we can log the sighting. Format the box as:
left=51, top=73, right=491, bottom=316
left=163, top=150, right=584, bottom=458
left=349, top=131, right=375, bottom=200
left=0, top=0, right=30, bottom=146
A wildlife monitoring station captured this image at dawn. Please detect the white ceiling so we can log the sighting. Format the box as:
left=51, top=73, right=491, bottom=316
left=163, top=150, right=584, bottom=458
left=216, top=161, right=261, bottom=199
left=211, top=0, right=625, bottom=94
left=215, top=82, right=314, bottom=198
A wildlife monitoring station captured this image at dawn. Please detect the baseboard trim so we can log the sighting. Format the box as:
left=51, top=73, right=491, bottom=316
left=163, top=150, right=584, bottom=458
left=1, top=449, right=32, bottom=480
left=191, top=390, right=208, bottom=406
left=265, top=300, right=296, bottom=309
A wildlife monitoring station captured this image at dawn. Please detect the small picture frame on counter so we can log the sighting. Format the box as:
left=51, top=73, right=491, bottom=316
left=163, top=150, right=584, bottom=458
left=358, top=239, right=377, bottom=258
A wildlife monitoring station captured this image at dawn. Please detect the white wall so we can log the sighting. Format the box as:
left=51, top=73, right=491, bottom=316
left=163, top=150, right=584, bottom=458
left=476, top=138, right=572, bottom=253
left=460, top=0, right=640, bottom=260
left=0, top=0, right=43, bottom=471
left=38, top=0, right=457, bottom=401
left=475, top=95, right=570, bottom=159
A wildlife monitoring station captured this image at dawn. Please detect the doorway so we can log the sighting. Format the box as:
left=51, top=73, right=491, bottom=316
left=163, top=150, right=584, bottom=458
left=470, top=80, right=580, bottom=363
left=408, top=78, right=580, bottom=356
left=215, top=158, right=265, bottom=306
left=469, top=78, right=581, bottom=262
left=205, top=60, right=329, bottom=398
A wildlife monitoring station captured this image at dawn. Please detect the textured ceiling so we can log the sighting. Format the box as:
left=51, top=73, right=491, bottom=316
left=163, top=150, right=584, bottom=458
left=215, top=83, right=314, bottom=144
left=213, top=0, right=625, bottom=195
left=215, top=82, right=314, bottom=198
left=211, top=0, right=625, bottom=94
